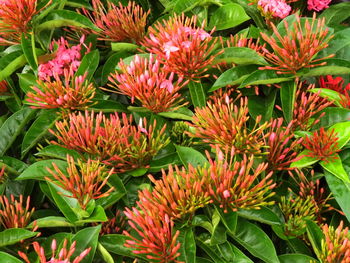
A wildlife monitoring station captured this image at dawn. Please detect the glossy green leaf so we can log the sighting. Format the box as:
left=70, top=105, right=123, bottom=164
left=101, top=51, right=130, bottom=85
left=238, top=70, right=292, bottom=88
left=320, top=154, right=349, bottom=183
left=90, top=100, right=127, bottom=113
left=175, top=145, right=208, bottom=169
left=214, top=47, right=268, bottom=66
left=96, top=175, right=127, bottom=208
left=0, top=52, right=27, bottom=81
left=97, top=243, right=115, bottom=263
left=232, top=218, right=279, bottom=263
left=308, top=88, right=343, bottom=107
left=111, top=42, right=139, bottom=52
left=71, top=225, right=101, bottom=263
left=100, top=234, right=145, bottom=259
left=286, top=238, right=313, bottom=256
left=298, top=59, right=350, bottom=77
left=330, top=121, right=350, bottom=148
left=0, top=252, right=23, bottom=263
left=173, top=0, right=202, bottom=13
left=290, top=150, right=318, bottom=168
left=217, top=242, right=254, bottom=263
left=279, top=254, right=317, bottom=263
left=28, top=216, right=74, bottom=228
left=158, top=109, right=193, bottom=121
left=248, top=89, right=277, bottom=122
left=196, top=239, right=226, bottom=263
left=210, top=209, right=227, bottom=245
left=315, top=108, right=350, bottom=129
left=149, top=152, right=182, bottom=172
left=325, top=169, right=350, bottom=222
left=18, top=73, right=38, bottom=93
left=215, top=207, right=237, bottom=233
left=16, top=159, right=68, bottom=181
left=319, top=2, right=350, bottom=25
left=21, top=109, right=59, bottom=158
left=0, top=228, right=38, bottom=247
left=75, top=206, right=107, bottom=224
left=210, top=65, right=258, bottom=91
left=305, top=220, right=324, bottom=255
left=21, top=33, right=38, bottom=71
left=280, top=81, right=296, bottom=122
left=188, top=81, right=206, bottom=108
left=0, top=107, right=36, bottom=156
left=192, top=215, right=213, bottom=233
left=177, top=228, right=196, bottom=263
left=237, top=207, right=282, bottom=226
left=75, top=50, right=100, bottom=81
left=209, top=3, right=250, bottom=30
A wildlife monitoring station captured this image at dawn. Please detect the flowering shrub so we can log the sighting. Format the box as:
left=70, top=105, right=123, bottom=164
left=0, top=0, right=349, bottom=262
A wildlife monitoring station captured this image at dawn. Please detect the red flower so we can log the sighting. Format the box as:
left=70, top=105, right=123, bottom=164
left=260, top=13, right=334, bottom=74
left=319, top=75, right=350, bottom=108
left=141, top=14, right=218, bottom=80
left=108, top=54, right=187, bottom=113
left=0, top=80, right=8, bottom=93
left=80, top=0, right=149, bottom=44
left=302, top=127, right=340, bottom=162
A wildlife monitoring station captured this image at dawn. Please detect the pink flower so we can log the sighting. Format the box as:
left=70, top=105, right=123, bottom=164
left=307, top=0, right=331, bottom=11
left=258, top=0, right=291, bottom=19
left=163, top=41, right=180, bottom=59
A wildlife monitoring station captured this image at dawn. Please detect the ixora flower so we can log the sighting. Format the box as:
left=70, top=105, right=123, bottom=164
left=50, top=111, right=169, bottom=172
left=307, top=0, right=331, bottom=11
left=257, top=0, right=291, bottom=19
left=260, top=13, right=334, bottom=74
left=26, top=71, right=96, bottom=110
left=38, top=36, right=88, bottom=80
left=19, top=239, right=91, bottom=263
left=46, top=155, right=114, bottom=210
left=319, top=75, right=350, bottom=108
left=80, top=0, right=149, bottom=44
left=108, top=55, right=187, bottom=113
left=141, top=14, right=218, bottom=80
left=124, top=205, right=182, bottom=262
left=190, top=93, right=269, bottom=155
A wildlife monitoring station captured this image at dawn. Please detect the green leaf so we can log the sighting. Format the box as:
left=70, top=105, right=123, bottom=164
left=0, top=107, right=36, bottom=156
left=196, top=239, right=226, bottom=263
left=18, top=73, right=38, bottom=93
left=21, top=33, right=38, bottom=71
left=192, top=215, right=213, bottom=233
left=149, top=152, right=181, bottom=172
left=232, top=218, right=279, bottom=263
left=158, top=109, right=193, bottom=121
left=111, top=42, right=139, bottom=52
left=90, top=100, right=128, bottom=113
left=215, top=206, right=237, bottom=233
left=330, top=121, right=350, bottom=148
left=209, top=3, right=250, bottom=30
left=320, top=154, right=349, bottom=183
left=177, top=228, right=196, bottom=263
left=36, top=145, right=80, bottom=161
left=101, top=51, right=130, bottom=85
left=100, top=234, right=145, bottom=259
left=210, top=65, right=258, bottom=91
left=0, top=252, right=23, bottom=263
left=237, top=207, right=282, bottom=226
left=175, top=145, right=208, bottom=169
left=298, top=59, right=350, bottom=77
left=21, top=109, right=59, bottom=158
left=97, top=243, right=115, bottom=263
left=173, top=0, right=202, bottom=13
left=96, top=175, right=127, bottom=208
left=238, top=70, right=292, bottom=88
left=248, top=89, right=277, bottom=122
left=305, top=220, right=324, bottom=255
left=319, top=2, right=350, bottom=25
left=28, top=216, right=74, bottom=228
left=75, top=50, right=100, bottom=81
left=75, top=206, right=107, bottom=224
left=280, top=81, right=296, bottom=122
left=71, top=225, right=101, bottom=263
left=309, top=88, right=343, bottom=107
left=290, top=150, right=318, bottom=168
left=325, top=170, right=350, bottom=222
left=188, top=80, right=206, bottom=108
left=210, top=209, right=227, bottom=245
left=279, top=254, right=317, bottom=263
left=16, top=159, right=68, bottom=181
left=214, top=47, right=268, bottom=66
left=0, top=228, right=38, bottom=247
left=37, top=10, right=101, bottom=32
left=315, top=108, right=350, bottom=129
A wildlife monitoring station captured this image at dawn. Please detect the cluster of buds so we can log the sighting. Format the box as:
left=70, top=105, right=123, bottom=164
left=190, top=94, right=269, bottom=155
left=124, top=205, right=182, bottom=262
left=302, top=127, right=340, bottom=163
left=98, top=210, right=127, bottom=235
left=46, top=155, right=114, bottom=210
left=80, top=0, right=149, bottom=44
left=257, top=0, right=291, bottom=19
left=19, top=239, right=91, bottom=263
left=38, top=36, right=88, bottom=80
left=108, top=55, right=187, bottom=113
left=170, top=121, right=194, bottom=147
left=0, top=194, right=35, bottom=229
left=141, top=14, right=218, bottom=80
left=307, top=0, right=332, bottom=11
left=319, top=75, right=350, bottom=108
left=318, top=221, right=350, bottom=262
left=138, top=165, right=211, bottom=220
left=0, top=80, right=8, bottom=93
left=50, top=111, right=169, bottom=172
left=260, top=13, right=334, bottom=74
left=26, top=71, right=96, bottom=110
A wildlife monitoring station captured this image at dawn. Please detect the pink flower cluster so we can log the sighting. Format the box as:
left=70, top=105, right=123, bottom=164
left=258, top=0, right=291, bottom=19
left=307, top=0, right=331, bottom=11
left=38, top=36, right=86, bottom=80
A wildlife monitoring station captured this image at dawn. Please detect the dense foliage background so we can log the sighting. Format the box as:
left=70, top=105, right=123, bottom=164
left=0, top=0, right=350, bottom=262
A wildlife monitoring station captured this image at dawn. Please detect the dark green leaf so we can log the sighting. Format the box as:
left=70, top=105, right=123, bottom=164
left=0, top=252, right=23, bottom=263
left=215, top=206, right=237, bottom=233
left=214, top=47, right=268, bottom=66
left=210, top=209, right=227, bottom=245
left=188, top=81, right=206, bottom=108
left=75, top=50, right=100, bottom=81
left=96, top=175, right=127, bottom=208
left=21, top=33, right=38, bottom=71
left=248, top=89, right=277, bottom=122
left=305, top=220, right=324, bottom=254
left=0, top=228, right=38, bottom=247
left=237, top=207, right=282, bottom=226
left=101, top=51, right=130, bottom=85
left=319, top=2, right=350, bottom=25
left=177, top=228, right=196, bottom=263
left=209, top=3, right=250, bottom=30
left=175, top=145, right=208, bottom=169
left=18, top=73, right=38, bottom=93
left=315, top=108, right=350, bottom=129
left=298, top=59, right=350, bottom=77
left=238, top=70, right=292, bottom=88
left=280, top=81, right=296, bottom=122
left=36, top=145, right=81, bottom=160
left=173, top=0, right=201, bottom=13
left=90, top=100, right=128, bottom=113
left=196, top=239, right=226, bottom=263
left=279, top=254, right=317, bottom=263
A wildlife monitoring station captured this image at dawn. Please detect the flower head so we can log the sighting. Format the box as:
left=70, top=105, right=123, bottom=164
left=26, top=71, right=96, bottom=110
left=318, top=221, right=350, bottom=262
left=190, top=94, right=269, bottom=155
left=19, top=239, right=91, bottom=263
left=124, top=205, right=182, bottom=262
left=260, top=13, right=334, bottom=74
left=98, top=210, right=127, bottom=235
left=80, top=0, right=149, bottom=44
left=319, top=75, right=350, bottom=108
left=46, top=155, right=114, bottom=210
left=0, top=194, right=35, bottom=229
left=307, top=0, right=331, bottom=11
left=108, top=55, right=187, bottom=113
left=302, top=127, right=340, bottom=163
left=258, top=0, right=291, bottom=19
left=141, top=14, right=218, bottom=80
left=0, top=80, right=7, bottom=93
